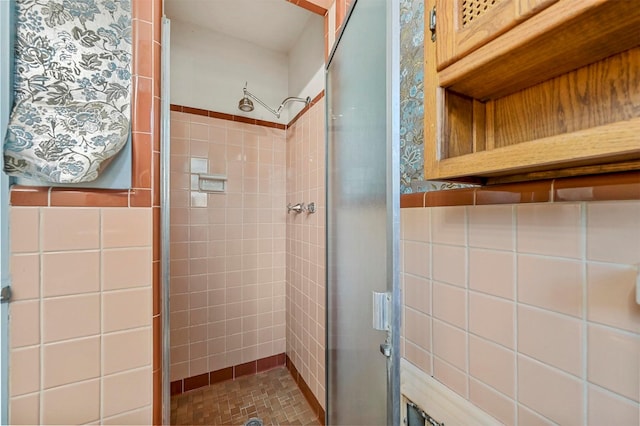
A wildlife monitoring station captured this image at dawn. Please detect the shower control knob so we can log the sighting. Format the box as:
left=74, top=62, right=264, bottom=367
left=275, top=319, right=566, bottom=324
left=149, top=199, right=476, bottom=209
left=287, top=203, right=304, bottom=214
left=306, top=202, right=316, bottom=213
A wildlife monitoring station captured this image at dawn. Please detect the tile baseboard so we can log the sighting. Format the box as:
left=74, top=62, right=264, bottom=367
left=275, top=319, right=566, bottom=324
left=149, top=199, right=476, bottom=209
left=170, top=353, right=286, bottom=395
left=286, top=354, right=326, bottom=425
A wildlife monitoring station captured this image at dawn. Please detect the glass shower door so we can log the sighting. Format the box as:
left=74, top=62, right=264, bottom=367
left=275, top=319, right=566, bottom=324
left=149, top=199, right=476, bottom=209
left=326, top=0, right=400, bottom=425
left=0, top=0, right=13, bottom=422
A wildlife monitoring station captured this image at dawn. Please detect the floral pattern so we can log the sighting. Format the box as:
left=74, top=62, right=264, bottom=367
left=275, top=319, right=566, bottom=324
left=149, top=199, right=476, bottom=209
left=400, top=0, right=425, bottom=194
left=400, top=0, right=468, bottom=193
left=4, top=0, right=131, bottom=183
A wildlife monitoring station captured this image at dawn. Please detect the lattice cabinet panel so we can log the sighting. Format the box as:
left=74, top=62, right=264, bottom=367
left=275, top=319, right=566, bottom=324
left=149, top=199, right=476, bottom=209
left=435, top=0, right=557, bottom=69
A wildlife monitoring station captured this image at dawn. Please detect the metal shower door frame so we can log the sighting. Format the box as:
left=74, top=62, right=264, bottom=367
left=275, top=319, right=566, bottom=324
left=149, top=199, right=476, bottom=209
left=325, top=0, right=401, bottom=424
left=161, top=15, right=172, bottom=426
left=387, top=0, right=402, bottom=422
left=0, top=1, right=14, bottom=423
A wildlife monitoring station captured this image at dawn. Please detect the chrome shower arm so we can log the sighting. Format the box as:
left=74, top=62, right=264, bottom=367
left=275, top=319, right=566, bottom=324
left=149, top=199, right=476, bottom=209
left=243, top=88, right=311, bottom=119
left=243, top=88, right=282, bottom=118
left=276, top=96, right=312, bottom=117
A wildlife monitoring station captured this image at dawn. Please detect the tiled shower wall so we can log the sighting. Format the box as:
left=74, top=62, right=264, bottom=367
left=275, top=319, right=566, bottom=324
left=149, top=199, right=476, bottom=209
left=286, top=99, right=326, bottom=408
left=169, top=112, right=287, bottom=382
left=400, top=201, right=640, bottom=425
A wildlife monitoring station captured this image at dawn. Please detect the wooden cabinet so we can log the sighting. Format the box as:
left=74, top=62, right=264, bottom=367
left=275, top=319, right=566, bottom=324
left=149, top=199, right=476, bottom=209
left=424, top=0, right=640, bottom=183
left=436, top=0, right=558, bottom=70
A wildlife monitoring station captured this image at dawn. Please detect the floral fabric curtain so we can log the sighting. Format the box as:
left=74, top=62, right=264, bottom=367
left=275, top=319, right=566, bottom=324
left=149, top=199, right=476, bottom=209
left=3, top=0, right=131, bottom=183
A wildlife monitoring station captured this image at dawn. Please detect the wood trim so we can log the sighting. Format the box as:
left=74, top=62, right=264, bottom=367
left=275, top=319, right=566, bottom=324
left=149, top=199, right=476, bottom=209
left=485, top=160, right=640, bottom=185
left=436, top=0, right=523, bottom=70
left=430, top=119, right=640, bottom=180
left=438, top=0, right=640, bottom=100
left=471, top=100, right=485, bottom=153
left=423, top=0, right=440, bottom=185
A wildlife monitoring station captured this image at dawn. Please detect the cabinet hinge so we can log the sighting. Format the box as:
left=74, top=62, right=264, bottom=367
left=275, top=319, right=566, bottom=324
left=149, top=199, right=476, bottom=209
left=429, top=6, right=436, bottom=42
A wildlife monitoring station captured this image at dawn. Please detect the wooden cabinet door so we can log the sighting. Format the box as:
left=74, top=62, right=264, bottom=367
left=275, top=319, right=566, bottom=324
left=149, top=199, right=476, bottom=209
left=435, top=0, right=558, bottom=70
left=426, top=0, right=640, bottom=182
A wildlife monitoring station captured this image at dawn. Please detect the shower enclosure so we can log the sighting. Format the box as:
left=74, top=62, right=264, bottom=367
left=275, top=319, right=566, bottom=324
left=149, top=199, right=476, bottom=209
left=326, top=0, right=401, bottom=425
left=0, top=0, right=12, bottom=421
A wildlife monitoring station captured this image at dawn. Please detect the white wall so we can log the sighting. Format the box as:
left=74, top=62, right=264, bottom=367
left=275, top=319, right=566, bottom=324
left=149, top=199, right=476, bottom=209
left=170, top=19, right=290, bottom=124
left=288, top=15, right=325, bottom=101
left=170, top=14, right=325, bottom=125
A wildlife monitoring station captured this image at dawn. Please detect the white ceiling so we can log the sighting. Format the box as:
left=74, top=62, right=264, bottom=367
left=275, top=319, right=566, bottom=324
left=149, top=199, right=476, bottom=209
left=164, top=0, right=317, bottom=53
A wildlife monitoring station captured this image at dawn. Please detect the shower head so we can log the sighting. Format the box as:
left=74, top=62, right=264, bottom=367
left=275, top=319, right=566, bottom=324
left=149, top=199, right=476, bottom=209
left=238, top=84, right=310, bottom=118
left=238, top=96, right=254, bottom=112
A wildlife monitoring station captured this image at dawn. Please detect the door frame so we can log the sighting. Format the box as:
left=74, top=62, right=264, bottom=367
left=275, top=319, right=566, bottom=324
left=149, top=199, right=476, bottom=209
left=160, top=15, right=172, bottom=426
left=0, top=0, right=14, bottom=423
left=325, top=0, right=401, bottom=424
left=386, top=0, right=402, bottom=422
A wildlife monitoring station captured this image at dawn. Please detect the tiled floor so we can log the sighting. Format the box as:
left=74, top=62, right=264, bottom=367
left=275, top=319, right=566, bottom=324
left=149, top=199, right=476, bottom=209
left=171, top=367, right=321, bottom=425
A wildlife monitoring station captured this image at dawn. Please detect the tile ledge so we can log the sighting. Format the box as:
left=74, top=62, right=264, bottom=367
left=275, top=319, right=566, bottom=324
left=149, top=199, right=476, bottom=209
left=401, top=358, right=498, bottom=425
left=10, top=185, right=133, bottom=208
left=401, top=171, right=640, bottom=208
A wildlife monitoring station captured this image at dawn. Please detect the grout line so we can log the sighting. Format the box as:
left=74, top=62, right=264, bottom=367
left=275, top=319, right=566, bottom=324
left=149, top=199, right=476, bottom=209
left=519, top=401, right=558, bottom=425
left=511, top=204, right=519, bottom=425
left=38, top=207, right=44, bottom=425
left=580, top=201, right=588, bottom=426
left=519, top=352, right=586, bottom=381
left=99, top=207, right=104, bottom=422
left=102, top=404, right=151, bottom=423
left=582, top=320, right=639, bottom=338
left=468, top=368, right=517, bottom=402
left=427, top=208, right=434, bottom=376
left=466, top=328, right=515, bottom=354
left=38, top=376, right=101, bottom=393
left=588, top=381, right=640, bottom=406
left=466, top=285, right=516, bottom=303
left=464, top=206, right=470, bottom=398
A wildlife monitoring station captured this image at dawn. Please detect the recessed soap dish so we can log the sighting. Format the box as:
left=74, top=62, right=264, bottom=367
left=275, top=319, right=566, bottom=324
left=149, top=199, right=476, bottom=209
left=198, top=174, right=227, bottom=193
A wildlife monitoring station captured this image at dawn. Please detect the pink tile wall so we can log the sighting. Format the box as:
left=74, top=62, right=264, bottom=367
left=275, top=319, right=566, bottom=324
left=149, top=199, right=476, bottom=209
left=286, top=99, right=326, bottom=408
left=10, top=0, right=164, bottom=421
left=9, top=207, right=153, bottom=425
left=169, top=112, right=287, bottom=381
left=401, top=201, right=640, bottom=425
